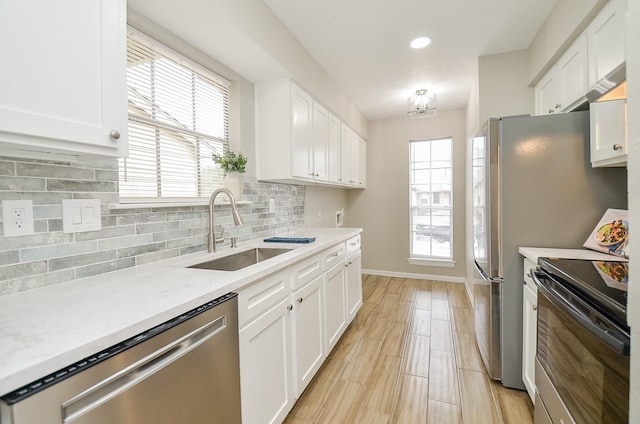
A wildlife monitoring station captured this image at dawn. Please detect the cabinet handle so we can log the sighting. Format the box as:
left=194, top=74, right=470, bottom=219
left=330, top=252, right=339, bottom=257
left=110, top=130, right=121, bottom=140
left=297, top=297, right=303, bottom=303
left=613, top=144, right=623, bottom=151
left=547, top=108, right=554, bottom=114
left=287, top=304, right=293, bottom=311
left=532, top=304, right=537, bottom=311
left=555, top=103, right=561, bottom=109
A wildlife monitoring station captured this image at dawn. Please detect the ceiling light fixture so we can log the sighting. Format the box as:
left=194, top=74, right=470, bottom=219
left=407, top=89, right=437, bottom=119
left=410, top=37, right=431, bottom=49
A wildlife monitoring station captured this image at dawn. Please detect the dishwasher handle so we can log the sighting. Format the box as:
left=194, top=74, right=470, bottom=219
left=62, top=315, right=226, bottom=423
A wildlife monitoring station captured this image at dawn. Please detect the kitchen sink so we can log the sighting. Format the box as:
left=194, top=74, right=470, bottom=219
left=188, top=248, right=293, bottom=271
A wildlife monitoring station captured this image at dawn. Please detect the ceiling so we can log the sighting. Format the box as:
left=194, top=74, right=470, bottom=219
left=129, top=0, right=557, bottom=121
left=263, top=0, right=557, bottom=120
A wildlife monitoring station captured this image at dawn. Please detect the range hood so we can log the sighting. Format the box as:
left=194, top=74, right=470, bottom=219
left=586, top=62, right=626, bottom=102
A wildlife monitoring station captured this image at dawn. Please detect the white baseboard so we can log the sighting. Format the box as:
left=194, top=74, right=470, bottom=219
left=362, top=268, right=467, bottom=285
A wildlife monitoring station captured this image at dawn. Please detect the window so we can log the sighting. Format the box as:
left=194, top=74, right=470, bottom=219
left=119, top=29, right=231, bottom=201
left=409, top=137, right=453, bottom=260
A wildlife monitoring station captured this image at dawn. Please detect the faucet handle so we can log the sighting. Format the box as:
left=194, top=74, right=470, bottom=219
left=215, top=226, right=225, bottom=244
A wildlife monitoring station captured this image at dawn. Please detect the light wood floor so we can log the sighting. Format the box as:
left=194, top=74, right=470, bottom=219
left=284, top=275, right=533, bottom=424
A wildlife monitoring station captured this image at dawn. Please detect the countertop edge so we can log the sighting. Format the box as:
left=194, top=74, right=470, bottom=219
left=518, top=246, right=628, bottom=264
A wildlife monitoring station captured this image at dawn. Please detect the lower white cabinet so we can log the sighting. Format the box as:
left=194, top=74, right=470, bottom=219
left=291, top=275, right=325, bottom=397
left=522, top=258, right=538, bottom=403
left=237, top=236, right=363, bottom=424
left=324, top=262, right=347, bottom=353
left=346, top=249, right=363, bottom=321
left=239, top=297, right=294, bottom=424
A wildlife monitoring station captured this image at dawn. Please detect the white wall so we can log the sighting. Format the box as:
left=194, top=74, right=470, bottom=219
left=627, top=0, right=639, bottom=419
left=478, top=50, right=535, bottom=123
left=347, top=109, right=467, bottom=280
left=304, top=186, right=348, bottom=228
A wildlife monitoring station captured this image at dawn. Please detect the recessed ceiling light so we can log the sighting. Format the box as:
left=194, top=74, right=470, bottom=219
left=410, top=37, right=432, bottom=49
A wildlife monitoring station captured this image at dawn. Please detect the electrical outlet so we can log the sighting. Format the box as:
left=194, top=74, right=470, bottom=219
left=2, top=200, right=35, bottom=237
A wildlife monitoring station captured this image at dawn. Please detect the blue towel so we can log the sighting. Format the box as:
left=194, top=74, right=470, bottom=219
left=264, top=237, right=316, bottom=244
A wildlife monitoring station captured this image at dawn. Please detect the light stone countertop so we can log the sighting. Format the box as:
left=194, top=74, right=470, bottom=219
left=519, top=246, right=628, bottom=264
left=0, top=227, right=361, bottom=397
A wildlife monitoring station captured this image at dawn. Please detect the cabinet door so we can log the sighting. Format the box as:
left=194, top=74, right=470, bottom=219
left=328, top=113, right=342, bottom=184
left=340, top=123, right=352, bottom=185
left=239, top=298, right=294, bottom=424
left=590, top=99, right=627, bottom=167
left=535, top=67, right=560, bottom=115
left=0, top=0, right=127, bottom=160
left=291, top=275, right=325, bottom=397
left=522, top=283, right=537, bottom=403
left=345, top=250, right=363, bottom=322
left=324, top=263, right=347, bottom=353
left=587, top=0, right=625, bottom=88
left=312, top=101, right=329, bottom=181
left=558, top=33, right=588, bottom=112
left=290, top=84, right=313, bottom=179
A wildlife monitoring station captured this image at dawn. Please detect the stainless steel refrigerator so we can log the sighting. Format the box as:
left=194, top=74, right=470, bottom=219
left=471, top=111, right=627, bottom=389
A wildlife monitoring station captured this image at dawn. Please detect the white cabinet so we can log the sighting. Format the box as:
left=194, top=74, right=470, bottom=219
left=291, top=275, right=325, bottom=397
left=557, top=34, right=588, bottom=111
left=535, top=68, right=560, bottom=115
left=256, top=79, right=366, bottom=188
left=522, top=258, right=538, bottom=403
left=590, top=99, right=628, bottom=167
left=345, top=236, right=363, bottom=322
left=311, top=101, right=329, bottom=181
left=0, top=0, right=128, bottom=161
left=328, top=113, right=342, bottom=184
left=239, top=297, right=294, bottom=424
left=535, top=34, right=588, bottom=115
left=339, top=125, right=367, bottom=187
left=237, top=235, right=363, bottom=423
left=587, top=0, right=626, bottom=88
left=324, top=257, right=347, bottom=353
left=290, top=84, right=314, bottom=180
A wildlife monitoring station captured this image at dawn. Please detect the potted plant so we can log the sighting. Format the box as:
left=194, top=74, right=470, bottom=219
left=212, top=150, right=247, bottom=200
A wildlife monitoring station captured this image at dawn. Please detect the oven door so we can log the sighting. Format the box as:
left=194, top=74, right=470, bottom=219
left=533, top=270, right=629, bottom=424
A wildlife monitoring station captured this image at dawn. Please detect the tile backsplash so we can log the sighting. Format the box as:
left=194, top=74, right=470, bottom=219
left=0, top=157, right=304, bottom=296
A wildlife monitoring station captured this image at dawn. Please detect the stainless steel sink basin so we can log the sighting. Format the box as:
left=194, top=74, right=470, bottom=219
left=188, top=248, right=293, bottom=271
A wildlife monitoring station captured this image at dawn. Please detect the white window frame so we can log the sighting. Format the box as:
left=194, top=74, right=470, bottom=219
left=408, top=137, right=455, bottom=267
left=119, top=27, right=231, bottom=204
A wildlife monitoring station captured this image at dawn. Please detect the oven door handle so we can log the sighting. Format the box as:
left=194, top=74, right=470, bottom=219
left=533, top=270, right=630, bottom=356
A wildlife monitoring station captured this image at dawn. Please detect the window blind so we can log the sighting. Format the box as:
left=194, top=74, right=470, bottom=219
left=119, top=29, right=230, bottom=201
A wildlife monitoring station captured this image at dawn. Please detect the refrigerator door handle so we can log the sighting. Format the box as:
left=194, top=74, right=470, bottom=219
left=474, top=259, right=501, bottom=283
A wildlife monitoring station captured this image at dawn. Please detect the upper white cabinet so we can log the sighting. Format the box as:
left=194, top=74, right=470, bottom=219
left=0, top=0, right=128, bottom=161
left=590, top=99, right=627, bottom=167
left=290, top=85, right=314, bottom=180
left=328, top=113, right=342, bottom=184
left=587, top=0, right=626, bottom=88
left=534, top=0, right=625, bottom=116
left=535, top=34, right=588, bottom=115
left=256, top=79, right=365, bottom=189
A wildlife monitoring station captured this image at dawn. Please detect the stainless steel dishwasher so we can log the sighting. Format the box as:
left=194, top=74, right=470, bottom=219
left=0, top=292, right=241, bottom=424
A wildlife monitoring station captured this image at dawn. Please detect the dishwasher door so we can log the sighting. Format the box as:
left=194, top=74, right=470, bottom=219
left=1, top=293, right=241, bottom=424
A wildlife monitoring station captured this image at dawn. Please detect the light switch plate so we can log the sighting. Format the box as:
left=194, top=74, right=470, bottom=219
left=2, top=200, right=35, bottom=237
left=62, top=199, right=102, bottom=233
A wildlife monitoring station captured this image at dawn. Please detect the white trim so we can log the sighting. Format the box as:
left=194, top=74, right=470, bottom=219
left=362, top=268, right=467, bottom=285
left=407, top=257, right=456, bottom=268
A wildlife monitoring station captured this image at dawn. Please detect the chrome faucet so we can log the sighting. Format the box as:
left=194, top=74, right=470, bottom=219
left=208, top=188, right=244, bottom=253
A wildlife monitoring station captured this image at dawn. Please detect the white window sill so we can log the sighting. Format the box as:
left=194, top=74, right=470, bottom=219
left=110, top=200, right=252, bottom=210
left=407, top=257, right=456, bottom=268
